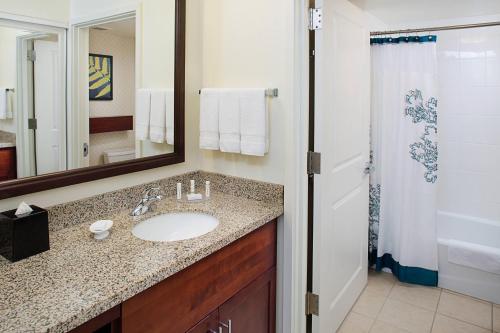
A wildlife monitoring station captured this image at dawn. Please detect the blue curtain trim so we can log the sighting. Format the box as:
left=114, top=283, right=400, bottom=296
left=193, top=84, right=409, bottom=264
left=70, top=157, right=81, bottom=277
left=370, top=35, right=437, bottom=45
left=376, top=253, right=438, bottom=287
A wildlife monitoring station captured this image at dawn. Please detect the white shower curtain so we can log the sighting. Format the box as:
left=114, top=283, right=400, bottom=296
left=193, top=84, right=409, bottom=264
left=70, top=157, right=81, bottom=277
left=370, top=36, right=439, bottom=286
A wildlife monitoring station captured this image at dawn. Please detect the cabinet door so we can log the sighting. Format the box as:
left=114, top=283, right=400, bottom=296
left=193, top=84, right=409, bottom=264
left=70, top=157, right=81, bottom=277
left=219, top=268, right=276, bottom=333
left=187, top=310, right=219, bottom=333
left=0, top=147, right=16, bottom=181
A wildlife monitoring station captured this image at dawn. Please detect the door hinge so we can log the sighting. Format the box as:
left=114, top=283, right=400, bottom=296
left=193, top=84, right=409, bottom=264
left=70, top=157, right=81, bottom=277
left=309, top=8, right=323, bottom=30
left=27, top=49, right=36, bottom=62
left=306, top=292, right=319, bottom=316
left=28, top=118, right=37, bottom=130
left=307, top=151, right=321, bottom=175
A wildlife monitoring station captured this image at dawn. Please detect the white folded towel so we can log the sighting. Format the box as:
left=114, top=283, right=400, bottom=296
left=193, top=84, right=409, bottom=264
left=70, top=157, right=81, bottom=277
left=135, top=89, right=151, bottom=140
left=6, top=90, right=13, bottom=119
left=240, top=89, right=268, bottom=156
left=218, top=89, right=241, bottom=153
left=165, top=89, right=175, bottom=145
left=446, top=239, right=500, bottom=275
left=149, top=90, right=166, bottom=143
left=199, top=89, right=220, bottom=150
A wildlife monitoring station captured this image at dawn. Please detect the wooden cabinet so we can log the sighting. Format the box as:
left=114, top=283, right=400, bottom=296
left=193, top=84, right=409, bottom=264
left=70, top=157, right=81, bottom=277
left=0, top=147, right=16, bottom=181
left=186, top=310, right=219, bottom=333
left=122, top=221, right=277, bottom=333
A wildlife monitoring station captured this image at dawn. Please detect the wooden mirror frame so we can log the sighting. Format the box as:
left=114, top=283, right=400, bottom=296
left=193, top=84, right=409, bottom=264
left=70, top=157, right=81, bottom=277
left=0, top=0, right=186, bottom=200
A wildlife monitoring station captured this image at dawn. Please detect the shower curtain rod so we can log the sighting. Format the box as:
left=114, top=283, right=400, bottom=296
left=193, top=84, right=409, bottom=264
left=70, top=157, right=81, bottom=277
left=370, top=21, right=500, bottom=36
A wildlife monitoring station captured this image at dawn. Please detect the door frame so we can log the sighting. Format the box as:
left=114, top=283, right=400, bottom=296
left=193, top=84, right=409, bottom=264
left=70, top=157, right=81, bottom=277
left=67, top=11, right=137, bottom=170
left=282, top=0, right=310, bottom=333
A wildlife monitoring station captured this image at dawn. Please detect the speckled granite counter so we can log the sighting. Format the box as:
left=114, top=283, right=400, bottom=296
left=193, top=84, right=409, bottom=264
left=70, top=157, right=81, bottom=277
left=0, top=173, right=283, bottom=333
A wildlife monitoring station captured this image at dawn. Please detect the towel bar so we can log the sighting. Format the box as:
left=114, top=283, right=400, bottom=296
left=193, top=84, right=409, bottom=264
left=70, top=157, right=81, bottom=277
left=5, top=88, right=14, bottom=92
left=198, top=88, right=278, bottom=98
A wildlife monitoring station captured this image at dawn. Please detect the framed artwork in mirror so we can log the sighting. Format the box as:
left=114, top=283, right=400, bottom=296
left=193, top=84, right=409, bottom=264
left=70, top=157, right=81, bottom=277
left=89, top=54, right=113, bottom=101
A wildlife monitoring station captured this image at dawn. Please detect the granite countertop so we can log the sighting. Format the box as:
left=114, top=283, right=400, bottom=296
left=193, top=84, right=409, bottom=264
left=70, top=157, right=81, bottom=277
left=0, top=191, right=283, bottom=333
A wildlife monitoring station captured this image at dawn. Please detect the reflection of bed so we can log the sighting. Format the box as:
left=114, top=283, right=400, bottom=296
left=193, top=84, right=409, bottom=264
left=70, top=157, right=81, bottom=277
left=0, top=145, right=16, bottom=181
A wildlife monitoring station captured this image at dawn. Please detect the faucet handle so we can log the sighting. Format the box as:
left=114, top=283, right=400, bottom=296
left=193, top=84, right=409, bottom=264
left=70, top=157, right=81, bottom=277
left=142, top=187, right=161, bottom=199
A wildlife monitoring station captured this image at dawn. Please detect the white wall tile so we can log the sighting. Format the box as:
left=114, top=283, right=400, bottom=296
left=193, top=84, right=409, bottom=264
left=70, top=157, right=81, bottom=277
left=460, top=87, right=500, bottom=116
left=460, top=58, right=486, bottom=86
left=460, top=116, right=500, bottom=144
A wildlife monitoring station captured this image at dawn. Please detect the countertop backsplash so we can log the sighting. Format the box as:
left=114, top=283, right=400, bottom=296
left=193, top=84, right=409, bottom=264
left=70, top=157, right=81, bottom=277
left=47, top=171, right=283, bottom=232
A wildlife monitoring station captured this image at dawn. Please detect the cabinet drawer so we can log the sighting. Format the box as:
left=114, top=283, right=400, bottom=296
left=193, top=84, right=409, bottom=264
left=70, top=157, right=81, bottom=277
left=122, top=220, right=277, bottom=333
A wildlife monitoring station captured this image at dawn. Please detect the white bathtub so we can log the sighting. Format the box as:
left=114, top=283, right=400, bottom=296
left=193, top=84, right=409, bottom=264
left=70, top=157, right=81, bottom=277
left=437, top=211, right=500, bottom=304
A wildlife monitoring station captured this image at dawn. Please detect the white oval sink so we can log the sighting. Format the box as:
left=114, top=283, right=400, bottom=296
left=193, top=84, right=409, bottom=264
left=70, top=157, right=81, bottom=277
left=132, top=212, right=219, bottom=242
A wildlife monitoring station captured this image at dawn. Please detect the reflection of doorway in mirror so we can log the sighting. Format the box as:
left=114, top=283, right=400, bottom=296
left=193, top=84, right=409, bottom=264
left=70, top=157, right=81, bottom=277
left=87, top=18, right=136, bottom=167
left=0, top=23, right=66, bottom=180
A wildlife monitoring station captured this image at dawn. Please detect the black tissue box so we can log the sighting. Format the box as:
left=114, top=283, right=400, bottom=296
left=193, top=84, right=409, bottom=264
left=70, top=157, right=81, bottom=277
left=0, top=205, right=50, bottom=262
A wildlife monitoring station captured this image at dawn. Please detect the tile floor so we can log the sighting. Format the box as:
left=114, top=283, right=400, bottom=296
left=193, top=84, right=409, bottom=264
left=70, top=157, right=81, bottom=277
left=338, top=270, right=500, bottom=333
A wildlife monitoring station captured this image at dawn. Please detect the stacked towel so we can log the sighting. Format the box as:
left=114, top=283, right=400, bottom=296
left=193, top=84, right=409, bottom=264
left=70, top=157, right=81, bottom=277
left=240, top=89, right=268, bottom=156
left=165, top=89, right=175, bottom=145
left=135, top=89, right=151, bottom=140
left=200, top=89, right=220, bottom=150
left=446, top=239, right=500, bottom=275
left=149, top=90, right=166, bottom=143
left=219, top=89, right=241, bottom=153
left=199, top=88, right=268, bottom=156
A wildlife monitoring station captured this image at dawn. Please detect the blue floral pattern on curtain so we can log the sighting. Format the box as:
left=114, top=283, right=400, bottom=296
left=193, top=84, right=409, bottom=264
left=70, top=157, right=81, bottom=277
left=369, top=182, right=380, bottom=265
left=405, top=90, right=438, bottom=183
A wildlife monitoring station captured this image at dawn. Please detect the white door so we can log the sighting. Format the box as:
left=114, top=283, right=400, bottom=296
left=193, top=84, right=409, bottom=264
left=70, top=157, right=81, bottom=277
left=312, top=0, right=371, bottom=332
left=34, top=40, right=65, bottom=175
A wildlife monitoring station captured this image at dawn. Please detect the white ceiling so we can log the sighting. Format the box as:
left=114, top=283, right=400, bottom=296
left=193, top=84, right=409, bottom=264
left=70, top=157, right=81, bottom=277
left=350, top=0, right=500, bottom=25
left=92, top=18, right=136, bottom=38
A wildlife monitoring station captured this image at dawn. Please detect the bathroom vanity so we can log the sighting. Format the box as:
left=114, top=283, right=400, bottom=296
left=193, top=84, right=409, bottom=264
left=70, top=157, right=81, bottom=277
left=0, top=172, right=283, bottom=333
left=72, top=221, right=276, bottom=333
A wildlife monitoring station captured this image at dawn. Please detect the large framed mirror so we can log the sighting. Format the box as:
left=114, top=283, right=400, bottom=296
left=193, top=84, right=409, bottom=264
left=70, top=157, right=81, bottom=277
left=0, top=0, right=185, bottom=199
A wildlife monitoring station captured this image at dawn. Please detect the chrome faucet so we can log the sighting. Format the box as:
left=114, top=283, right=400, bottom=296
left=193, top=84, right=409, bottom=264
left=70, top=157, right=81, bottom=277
left=131, top=187, right=163, bottom=216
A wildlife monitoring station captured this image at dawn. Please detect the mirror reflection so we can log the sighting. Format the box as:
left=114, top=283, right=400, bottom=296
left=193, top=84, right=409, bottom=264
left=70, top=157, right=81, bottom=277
left=0, top=0, right=177, bottom=183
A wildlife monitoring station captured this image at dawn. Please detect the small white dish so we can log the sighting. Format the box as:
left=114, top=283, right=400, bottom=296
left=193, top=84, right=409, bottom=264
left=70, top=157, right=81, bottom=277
left=90, top=220, right=113, bottom=240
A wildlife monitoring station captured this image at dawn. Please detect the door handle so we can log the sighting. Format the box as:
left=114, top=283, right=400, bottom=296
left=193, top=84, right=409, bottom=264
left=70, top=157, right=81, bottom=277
left=220, top=320, right=232, bottom=333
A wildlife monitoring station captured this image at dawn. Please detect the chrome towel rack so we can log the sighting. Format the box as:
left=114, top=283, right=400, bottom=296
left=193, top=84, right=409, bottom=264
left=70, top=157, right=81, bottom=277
left=198, top=88, right=279, bottom=98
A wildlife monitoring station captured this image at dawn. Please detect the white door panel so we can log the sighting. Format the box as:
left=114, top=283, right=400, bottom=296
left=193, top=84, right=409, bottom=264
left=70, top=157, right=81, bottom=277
left=34, top=40, right=65, bottom=175
left=312, top=0, right=370, bottom=332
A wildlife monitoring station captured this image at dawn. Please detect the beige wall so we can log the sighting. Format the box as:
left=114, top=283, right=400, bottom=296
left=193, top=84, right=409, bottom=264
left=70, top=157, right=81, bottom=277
left=89, top=28, right=135, bottom=166
left=0, top=0, right=69, bottom=24
left=198, top=0, right=293, bottom=185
